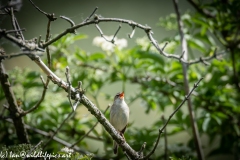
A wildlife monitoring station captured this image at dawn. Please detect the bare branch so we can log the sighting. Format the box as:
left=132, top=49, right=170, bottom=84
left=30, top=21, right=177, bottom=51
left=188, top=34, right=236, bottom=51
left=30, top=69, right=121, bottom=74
left=5, top=118, right=91, bottom=155
left=0, top=51, right=43, bottom=60
left=4, top=6, right=24, bottom=40
left=21, top=76, right=48, bottom=116
left=112, top=24, right=122, bottom=43
left=43, top=111, right=74, bottom=149
left=128, top=26, right=135, bottom=39
left=141, top=78, right=204, bottom=159
left=161, top=42, right=168, bottom=51
left=71, top=105, right=110, bottom=148
left=10, top=7, right=18, bottom=36
left=39, top=15, right=224, bottom=66
left=28, top=54, right=138, bottom=158
left=161, top=116, right=168, bottom=160
left=65, top=66, right=74, bottom=110
left=28, top=0, right=57, bottom=21
left=187, top=0, right=215, bottom=18
left=173, top=0, right=204, bottom=159
left=0, top=62, right=29, bottom=143
left=60, top=16, right=76, bottom=34
left=23, top=141, right=43, bottom=160
left=4, top=28, right=25, bottom=34
left=84, top=7, right=98, bottom=22
left=0, top=29, right=45, bottom=52
left=95, top=24, right=121, bottom=43
left=138, top=142, right=147, bottom=158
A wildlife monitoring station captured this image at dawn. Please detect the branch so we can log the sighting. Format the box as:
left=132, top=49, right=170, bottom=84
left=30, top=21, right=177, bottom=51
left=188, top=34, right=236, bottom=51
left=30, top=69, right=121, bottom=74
left=23, top=140, right=43, bottom=160
left=40, top=15, right=224, bottom=65
left=0, top=29, right=45, bottom=52
left=141, top=77, right=204, bottom=159
left=65, top=66, right=74, bottom=110
left=173, top=0, right=204, bottom=159
left=28, top=0, right=57, bottom=21
left=0, top=61, right=29, bottom=143
left=84, top=7, right=98, bottom=22
left=71, top=105, right=110, bottom=148
left=0, top=51, right=43, bottom=60
left=95, top=23, right=122, bottom=43
left=9, top=7, right=24, bottom=40
left=4, top=118, right=90, bottom=155
left=161, top=116, right=168, bottom=160
left=21, top=76, right=48, bottom=116
left=187, top=0, right=215, bottom=18
left=29, top=54, right=139, bottom=159
left=43, top=111, right=74, bottom=149
left=60, top=16, right=76, bottom=34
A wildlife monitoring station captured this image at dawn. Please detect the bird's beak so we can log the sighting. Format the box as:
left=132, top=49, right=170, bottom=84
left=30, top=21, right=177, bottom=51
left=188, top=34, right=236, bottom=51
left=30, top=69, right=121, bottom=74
left=119, top=92, right=124, bottom=99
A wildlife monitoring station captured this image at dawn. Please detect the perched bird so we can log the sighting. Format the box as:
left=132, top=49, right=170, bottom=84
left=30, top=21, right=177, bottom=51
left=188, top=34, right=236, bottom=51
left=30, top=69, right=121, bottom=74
left=110, top=92, right=130, bottom=154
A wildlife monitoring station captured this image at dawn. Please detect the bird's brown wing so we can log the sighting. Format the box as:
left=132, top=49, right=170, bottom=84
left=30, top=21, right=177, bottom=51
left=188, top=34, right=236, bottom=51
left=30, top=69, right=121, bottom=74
left=120, top=125, right=127, bottom=135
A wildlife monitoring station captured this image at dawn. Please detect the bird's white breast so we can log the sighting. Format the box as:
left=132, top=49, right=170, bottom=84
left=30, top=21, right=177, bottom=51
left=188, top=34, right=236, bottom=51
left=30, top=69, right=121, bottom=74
left=110, top=99, right=129, bottom=131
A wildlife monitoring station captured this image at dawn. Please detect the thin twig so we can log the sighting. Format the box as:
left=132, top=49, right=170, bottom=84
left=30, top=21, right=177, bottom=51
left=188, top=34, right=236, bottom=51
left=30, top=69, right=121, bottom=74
left=10, top=7, right=17, bottom=36
left=128, top=26, right=135, bottom=39
left=28, top=0, right=47, bottom=16
left=14, top=16, right=24, bottom=40
left=161, top=116, right=168, bottom=160
left=0, top=62, right=29, bottom=143
left=112, top=24, right=122, bottom=43
left=45, top=20, right=52, bottom=69
left=5, top=28, right=26, bottom=34
left=60, top=16, right=75, bottom=27
left=173, top=0, right=205, bottom=160
left=21, top=76, right=48, bottom=116
left=38, top=15, right=225, bottom=65
left=141, top=78, right=204, bottom=159
left=161, top=42, right=168, bottom=51
left=84, top=7, right=98, bottom=22
left=5, top=118, right=90, bottom=155
left=187, top=0, right=215, bottom=18
left=60, top=16, right=76, bottom=34
left=23, top=141, right=43, bottom=160
left=125, top=152, right=131, bottom=160
left=43, top=111, right=74, bottom=149
left=138, top=142, right=147, bottom=158
left=70, top=105, right=110, bottom=148
left=0, top=30, right=45, bottom=52
left=28, top=0, right=57, bottom=21
left=65, top=66, right=74, bottom=110
left=95, top=23, right=122, bottom=43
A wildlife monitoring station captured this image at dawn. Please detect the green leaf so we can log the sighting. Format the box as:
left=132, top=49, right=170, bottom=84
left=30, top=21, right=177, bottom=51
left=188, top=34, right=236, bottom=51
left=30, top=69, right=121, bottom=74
left=89, top=52, right=105, bottom=61
left=73, top=34, right=88, bottom=41
left=134, top=50, right=164, bottom=66
left=188, top=38, right=206, bottom=53
left=202, top=116, right=211, bottom=132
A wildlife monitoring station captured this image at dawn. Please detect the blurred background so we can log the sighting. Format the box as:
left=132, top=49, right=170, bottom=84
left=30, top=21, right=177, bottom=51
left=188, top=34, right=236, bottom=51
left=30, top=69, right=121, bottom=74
left=1, top=0, right=239, bottom=160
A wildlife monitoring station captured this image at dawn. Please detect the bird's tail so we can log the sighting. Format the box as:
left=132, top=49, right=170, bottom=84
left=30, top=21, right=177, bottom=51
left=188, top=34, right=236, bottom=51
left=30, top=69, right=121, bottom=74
left=113, top=141, right=118, bottom=154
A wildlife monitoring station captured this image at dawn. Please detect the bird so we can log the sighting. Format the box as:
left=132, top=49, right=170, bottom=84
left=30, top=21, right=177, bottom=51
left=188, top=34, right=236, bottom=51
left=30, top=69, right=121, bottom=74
left=110, top=91, right=130, bottom=154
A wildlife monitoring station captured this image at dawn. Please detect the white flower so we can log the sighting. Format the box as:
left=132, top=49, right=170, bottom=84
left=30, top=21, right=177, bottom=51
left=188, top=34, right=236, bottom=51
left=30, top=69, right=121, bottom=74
left=115, top=38, right=128, bottom=50
left=93, top=36, right=104, bottom=47
left=93, top=36, right=128, bottom=52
